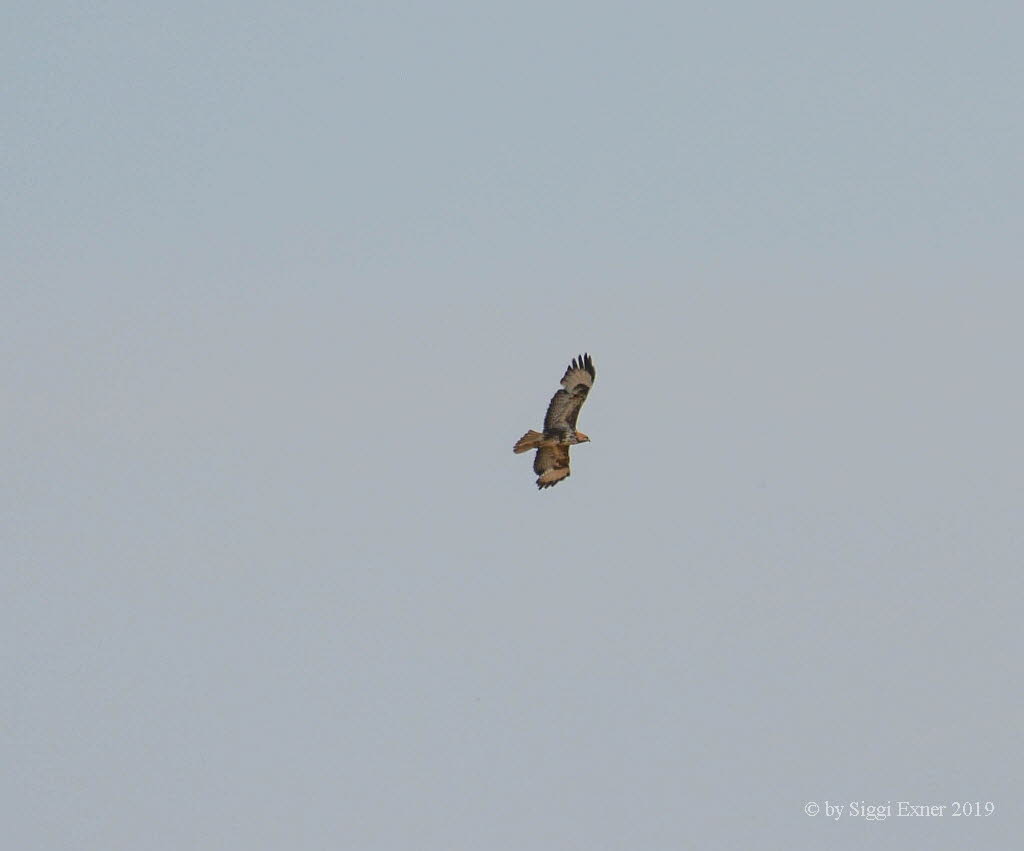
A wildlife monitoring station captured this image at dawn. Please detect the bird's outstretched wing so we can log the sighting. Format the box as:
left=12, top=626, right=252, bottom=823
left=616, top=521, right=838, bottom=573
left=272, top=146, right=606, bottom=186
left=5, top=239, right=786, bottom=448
left=534, top=443, right=571, bottom=489
left=543, top=353, right=595, bottom=437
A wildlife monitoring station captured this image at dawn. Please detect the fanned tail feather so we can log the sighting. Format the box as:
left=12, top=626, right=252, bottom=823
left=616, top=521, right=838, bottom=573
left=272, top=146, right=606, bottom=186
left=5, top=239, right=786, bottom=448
left=513, top=430, right=543, bottom=454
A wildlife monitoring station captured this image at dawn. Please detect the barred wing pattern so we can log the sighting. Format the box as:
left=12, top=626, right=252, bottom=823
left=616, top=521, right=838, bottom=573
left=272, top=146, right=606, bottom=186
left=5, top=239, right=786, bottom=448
left=534, top=444, right=571, bottom=489
left=543, top=353, right=595, bottom=438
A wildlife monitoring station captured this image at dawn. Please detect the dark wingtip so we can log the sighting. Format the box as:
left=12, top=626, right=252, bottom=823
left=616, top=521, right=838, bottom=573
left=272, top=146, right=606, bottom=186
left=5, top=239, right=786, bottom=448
left=569, top=353, right=595, bottom=377
left=536, top=471, right=571, bottom=489
left=582, top=352, right=594, bottom=379
left=560, top=353, right=594, bottom=386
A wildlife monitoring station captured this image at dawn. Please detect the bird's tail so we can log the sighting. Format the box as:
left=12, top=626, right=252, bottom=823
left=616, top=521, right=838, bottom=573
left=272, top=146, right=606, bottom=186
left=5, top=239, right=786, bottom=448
left=513, top=430, right=544, bottom=454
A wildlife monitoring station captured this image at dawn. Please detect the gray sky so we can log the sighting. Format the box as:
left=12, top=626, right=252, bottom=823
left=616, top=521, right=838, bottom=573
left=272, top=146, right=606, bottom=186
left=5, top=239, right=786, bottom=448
left=4, top=2, right=1023, bottom=848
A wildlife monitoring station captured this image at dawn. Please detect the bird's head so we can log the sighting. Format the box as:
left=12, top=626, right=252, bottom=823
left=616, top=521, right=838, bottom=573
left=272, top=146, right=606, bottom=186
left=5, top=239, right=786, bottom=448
left=575, top=431, right=590, bottom=444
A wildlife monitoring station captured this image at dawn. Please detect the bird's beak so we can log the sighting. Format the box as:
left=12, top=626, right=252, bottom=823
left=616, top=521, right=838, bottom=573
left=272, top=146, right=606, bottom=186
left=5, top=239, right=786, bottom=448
left=578, top=432, right=590, bottom=443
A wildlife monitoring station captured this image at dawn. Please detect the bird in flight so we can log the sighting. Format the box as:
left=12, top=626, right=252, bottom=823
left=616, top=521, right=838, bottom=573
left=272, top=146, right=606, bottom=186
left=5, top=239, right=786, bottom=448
left=513, top=353, right=595, bottom=489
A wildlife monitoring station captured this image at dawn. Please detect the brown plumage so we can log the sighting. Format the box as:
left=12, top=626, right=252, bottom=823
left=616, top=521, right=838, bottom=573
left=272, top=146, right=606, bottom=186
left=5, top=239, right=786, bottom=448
left=513, top=353, right=595, bottom=489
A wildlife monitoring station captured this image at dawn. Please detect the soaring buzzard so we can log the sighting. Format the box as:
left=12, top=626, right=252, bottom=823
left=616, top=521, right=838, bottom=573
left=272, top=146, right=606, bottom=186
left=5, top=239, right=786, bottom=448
left=513, top=353, right=595, bottom=489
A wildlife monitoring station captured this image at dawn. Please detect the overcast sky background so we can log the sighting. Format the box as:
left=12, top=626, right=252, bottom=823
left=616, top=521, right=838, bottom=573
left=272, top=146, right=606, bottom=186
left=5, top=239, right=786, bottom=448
left=4, top=2, right=1023, bottom=848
